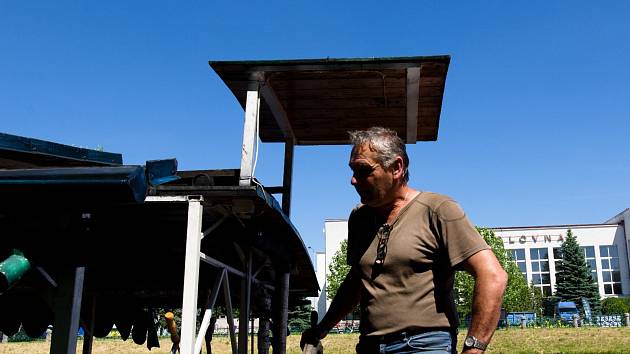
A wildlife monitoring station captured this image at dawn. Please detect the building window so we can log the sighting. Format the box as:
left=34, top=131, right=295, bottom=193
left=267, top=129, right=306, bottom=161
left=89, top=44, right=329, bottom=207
left=600, top=245, right=622, bottom=295
left=581, top=246, right=598, bottom=283
left=530, top=248, right=551, bottom=296
left=510, top=249, right=526, bottom=278
left=553, top=247, right=562, bottom=274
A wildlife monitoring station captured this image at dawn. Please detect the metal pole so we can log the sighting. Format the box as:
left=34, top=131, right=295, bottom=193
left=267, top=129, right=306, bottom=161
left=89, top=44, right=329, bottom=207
left=257, top=318, right=271, bottom=354
left=281, top=140, right=294, bottom=216
left=238, top=250, right=252, bottom=354
left=81, top=294, right=95, bottom=354
left=250, top=316, right=254, bottom=354
left=222, top=273, right=238, bottom=354
left=240, top=88, right=260, bottom=186
left=180, top=198, right=204, bottom=354
left=50, top=267, right=84, bottom=354
left=194, top=270, right=224, bottom=354
left=272, top=271, right=290, bottom=354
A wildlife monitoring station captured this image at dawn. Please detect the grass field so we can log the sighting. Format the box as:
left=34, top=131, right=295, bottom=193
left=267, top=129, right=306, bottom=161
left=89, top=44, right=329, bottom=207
left=2, top=327, right=630, bottom=353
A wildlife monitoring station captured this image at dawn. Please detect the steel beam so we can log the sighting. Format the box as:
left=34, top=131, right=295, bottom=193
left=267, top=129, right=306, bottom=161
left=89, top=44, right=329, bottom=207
left=260, top=82, right=296, bottom=144
left=272, top=271, right=290, bottom=354
left=281, top=141, right=294, bottom=216
left=81, top=294, right=95, bottom=354
left=238, top=251, right=252, bottom=354
left=223, top=273, right=238, bottom=354
left=194, top=269, right=225, bottom=354
left=240, top=88, right=260, bottom=186
left=405, top=66, right=421, bottom=144
left=50, top=267, right=84, bottom=354
left=199, top=252, right=270, bottom=289
left=180, top=198, right=204, bottom=354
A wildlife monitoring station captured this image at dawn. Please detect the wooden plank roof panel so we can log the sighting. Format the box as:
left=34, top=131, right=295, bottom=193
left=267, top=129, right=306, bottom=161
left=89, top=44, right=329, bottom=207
left=210, top=56, right=450, bottom=145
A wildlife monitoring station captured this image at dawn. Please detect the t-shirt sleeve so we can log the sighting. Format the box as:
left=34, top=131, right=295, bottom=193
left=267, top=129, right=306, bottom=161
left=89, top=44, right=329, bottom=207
left=346, top=208, right=358, bottom=266
left=434, top=200, right=490, bottom=267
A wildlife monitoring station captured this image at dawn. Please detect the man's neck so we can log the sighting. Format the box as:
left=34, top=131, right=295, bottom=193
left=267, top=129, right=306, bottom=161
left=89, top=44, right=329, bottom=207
left=375, top=185, right=415, bottom=223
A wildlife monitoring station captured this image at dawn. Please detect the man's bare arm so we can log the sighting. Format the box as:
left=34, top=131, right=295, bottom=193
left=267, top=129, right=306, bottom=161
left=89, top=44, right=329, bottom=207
left=460, top=249, right=508, bottom=353
left=300, top=267, right=362, bottom=347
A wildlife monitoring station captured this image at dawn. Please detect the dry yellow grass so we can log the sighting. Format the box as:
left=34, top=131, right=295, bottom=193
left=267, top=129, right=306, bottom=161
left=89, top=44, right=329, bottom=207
left=2, top=328, right=630, bottom=353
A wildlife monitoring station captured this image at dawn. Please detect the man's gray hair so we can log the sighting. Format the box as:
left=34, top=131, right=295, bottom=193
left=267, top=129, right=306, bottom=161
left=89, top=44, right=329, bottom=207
left=348, top=127, right=410, bottom=183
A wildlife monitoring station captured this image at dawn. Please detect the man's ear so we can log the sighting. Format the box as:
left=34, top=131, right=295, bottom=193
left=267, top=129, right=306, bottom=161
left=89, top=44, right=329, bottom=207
left=391, top=156, right=405, bottom=180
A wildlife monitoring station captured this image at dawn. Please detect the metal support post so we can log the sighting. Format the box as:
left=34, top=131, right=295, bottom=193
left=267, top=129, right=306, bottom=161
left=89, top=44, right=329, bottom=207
left=81, top=294, right=96, bottom=354
left=240, top=88, right=260, bottom=186
left=255, top=284, right=272, bottom=354
left=405, top=66, right=421, bottom=144
left=222, top=273, right=238, bottom=354
left=257, top=319, right=271, bottom=354
left=281, top=140, right=294, bottom=216
left=194, top=269, right=225, bottom=354
left=250, top=316, right=255, bottom=354
left=238, top=250, right=253, bottom=354
left=180, top=198, right=204, bottom=354
left=50, top=267, right=85, bottom=354
left=272, top=271, right=290, bottom=354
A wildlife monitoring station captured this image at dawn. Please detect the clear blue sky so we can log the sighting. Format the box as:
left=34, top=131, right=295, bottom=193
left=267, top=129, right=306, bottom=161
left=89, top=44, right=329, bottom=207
left=2, top=1, right=629, bottom=255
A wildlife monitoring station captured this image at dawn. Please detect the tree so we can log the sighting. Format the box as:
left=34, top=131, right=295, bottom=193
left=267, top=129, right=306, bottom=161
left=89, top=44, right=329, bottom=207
left=288, top=299, right=313, bottom=332
left=528, top=282, right=545, bottom=316
left=554, top=229, right=601, bottom=315
left=325, top=239, right=362, bottom=318
left=455, top=228, right=535, bottom=316
left=326, top=239, right=351, bottom=301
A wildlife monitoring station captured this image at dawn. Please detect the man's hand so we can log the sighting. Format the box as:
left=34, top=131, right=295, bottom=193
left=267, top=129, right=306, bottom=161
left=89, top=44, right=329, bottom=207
left=300, top=326, right=326, bottom=350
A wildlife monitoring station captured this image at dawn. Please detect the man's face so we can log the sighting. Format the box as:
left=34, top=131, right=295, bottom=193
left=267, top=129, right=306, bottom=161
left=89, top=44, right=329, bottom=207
left=348, top=144, right=394, bottom=207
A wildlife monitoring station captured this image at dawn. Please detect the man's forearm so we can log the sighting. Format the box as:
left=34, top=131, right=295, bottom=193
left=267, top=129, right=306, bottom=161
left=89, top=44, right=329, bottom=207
left=461, top=250, right=508, bottom=353
left=467, top=276, right=506, bottom=340
left=317, top=270, right=362, bottom=336
left=465, top=271, right=507, bottom=352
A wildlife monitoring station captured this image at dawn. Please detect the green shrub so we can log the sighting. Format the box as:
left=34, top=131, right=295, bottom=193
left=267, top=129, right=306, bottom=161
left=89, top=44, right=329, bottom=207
left=8, top=328, right=45, bottom=342
left=601, top=297, right=630, bottom=315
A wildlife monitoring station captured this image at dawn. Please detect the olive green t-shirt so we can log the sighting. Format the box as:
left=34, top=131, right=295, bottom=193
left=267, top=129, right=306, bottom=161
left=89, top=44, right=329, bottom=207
left=347, top=191, right=489, bottom=336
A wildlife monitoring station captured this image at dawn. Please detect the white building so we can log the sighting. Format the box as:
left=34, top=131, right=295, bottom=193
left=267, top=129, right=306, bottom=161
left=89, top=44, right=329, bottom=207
left=310, top=220, right=347, bottom=322
left=311, top=209, right=630, bottom=315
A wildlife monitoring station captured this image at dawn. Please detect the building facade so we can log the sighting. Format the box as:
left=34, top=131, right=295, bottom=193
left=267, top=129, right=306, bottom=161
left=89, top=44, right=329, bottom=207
left=311, top=209, right=630, bottom=315
left=493, top=222, right=629, bottom=297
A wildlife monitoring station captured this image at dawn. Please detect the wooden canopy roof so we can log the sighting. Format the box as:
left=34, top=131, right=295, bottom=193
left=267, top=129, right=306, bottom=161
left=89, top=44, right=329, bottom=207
left=0, top=132, right=122, bottom=168
left=210, top=55, right=450, bottom=145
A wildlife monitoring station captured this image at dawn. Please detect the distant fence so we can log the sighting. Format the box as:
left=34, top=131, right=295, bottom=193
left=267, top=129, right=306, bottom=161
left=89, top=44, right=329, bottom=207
left=6, top=315, right=629, bottom=343
left=459, top=313, right=630, bottom=329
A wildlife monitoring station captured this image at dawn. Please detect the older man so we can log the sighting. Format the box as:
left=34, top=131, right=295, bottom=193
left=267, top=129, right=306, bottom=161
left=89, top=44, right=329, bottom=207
left=301, top=127, right=507, bottom=354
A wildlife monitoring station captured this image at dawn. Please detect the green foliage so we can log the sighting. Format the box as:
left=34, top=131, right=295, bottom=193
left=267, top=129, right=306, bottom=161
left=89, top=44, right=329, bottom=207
left=455, top=227, right=536, bottom=316
left=288, top=300, right=313, bottom=332
left=454, top=269, right=475, bottom=316
left=601, top=297, right=630, bottom=315
left=326, top=239, right=351, bottom=301
left=8, top=328, right=45, bottom=342
left=529, top=282, right=545, bottom=316
left=554, top=229, right=601, bottom=315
